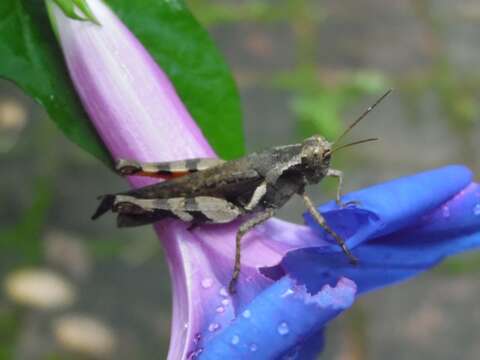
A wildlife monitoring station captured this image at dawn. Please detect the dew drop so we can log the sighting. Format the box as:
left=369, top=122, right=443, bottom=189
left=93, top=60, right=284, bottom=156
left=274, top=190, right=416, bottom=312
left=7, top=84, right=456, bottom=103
left=231, top=335, right=240, bottom=345
left=219, top=287, right=229, bottom=297
left=277, top=322, right=289, bottom=336
left=221, top=299, right=229, bottom=306
left=201, top=278, right=213, bottom=289
left=215, top=306, right=225, bottom=314
left=442, top=206, right=450, bottom=218
left=474, top=204, right=480, bottom=216
left=250, top=343, right=258, bottom=352
left=242, top=309, right=251, bottom=319
left=187, top=348, right=203, bottom=360
left=208, top=322, right=221, bottom=332
left=280, top=289, right=294, bottom=298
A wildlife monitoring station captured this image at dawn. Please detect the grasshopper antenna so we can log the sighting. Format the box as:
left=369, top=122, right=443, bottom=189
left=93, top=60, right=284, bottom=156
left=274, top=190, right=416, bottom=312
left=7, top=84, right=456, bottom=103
left=333, top=89, right=393, bottom=146
left=331, top=137, right=379, bottom=153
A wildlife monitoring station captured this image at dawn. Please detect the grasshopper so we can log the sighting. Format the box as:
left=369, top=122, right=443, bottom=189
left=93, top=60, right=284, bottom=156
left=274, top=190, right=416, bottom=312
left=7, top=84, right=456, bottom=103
left=92, top=90, right=391, bottom=293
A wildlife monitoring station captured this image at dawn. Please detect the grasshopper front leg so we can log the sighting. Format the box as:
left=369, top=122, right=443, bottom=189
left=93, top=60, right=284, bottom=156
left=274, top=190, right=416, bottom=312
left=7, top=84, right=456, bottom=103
left=229, top=209, right=275, bottom=294
left=301, top=192, right=357, bottom=264
left=326, top=169, right=360, bottom=208
left=326, top=168, right=344, bottom=206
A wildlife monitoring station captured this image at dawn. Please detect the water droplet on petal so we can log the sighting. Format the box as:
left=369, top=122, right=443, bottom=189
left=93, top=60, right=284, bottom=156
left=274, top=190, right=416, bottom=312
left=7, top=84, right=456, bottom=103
left=231, top=335, right=240, bottom=345
left=215, top=306, right=225, bottom=314
left=187, top=348, right=203, bottom=359
left=201, top=278, right=213, bottom=289
left=280, top=288, right=294, bottom=298
left=208, top=323, right=221, bottom=332
left=277, top=322, right=289, bottom=336
left=221, top=299, right=229, bottom=306
left=193, top=333, right=201, bottom=344
left=473, top=204, right=480, bottom=216
left=250, top=343, right=258, bottom=352
left=242, top=309, right=251, bottom=319
left=442, top=206, right=450, bottom=218
left=219, top=287, right=229, bottom=297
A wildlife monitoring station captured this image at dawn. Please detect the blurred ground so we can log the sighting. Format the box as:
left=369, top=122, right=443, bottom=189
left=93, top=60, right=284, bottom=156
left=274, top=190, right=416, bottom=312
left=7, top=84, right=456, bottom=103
left=1, top=0, right=479, bottom=359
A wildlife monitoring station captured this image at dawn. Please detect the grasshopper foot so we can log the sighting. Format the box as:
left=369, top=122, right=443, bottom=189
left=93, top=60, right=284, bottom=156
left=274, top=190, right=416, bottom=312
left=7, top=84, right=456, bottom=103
left=336, top=199, right=361, bottom=209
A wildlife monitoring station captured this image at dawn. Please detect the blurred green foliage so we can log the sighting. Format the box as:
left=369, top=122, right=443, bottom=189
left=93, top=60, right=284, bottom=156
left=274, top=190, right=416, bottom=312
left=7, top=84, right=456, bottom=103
left=0, top=308, right=21, bottom=360
left=190, top=0, right=391, bottom=141
left=438, top=253, right=480, bottom=275
left=400, top=0, right=480, bottom=166
left=0, top=178, right=52, bottom=264
left=188, top=0, right=325, bottom=25
left=272, top=68, right=388, bottom=139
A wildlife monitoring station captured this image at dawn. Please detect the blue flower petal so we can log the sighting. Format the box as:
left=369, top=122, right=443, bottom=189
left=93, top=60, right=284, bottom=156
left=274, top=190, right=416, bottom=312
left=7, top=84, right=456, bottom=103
left=281, top=180, right=480, bottom=296
left=284, top=329, right=325, bottom=360
left=305, top=165, right=472, bottom=249
left=199, top=276, right=355, bottom=359
left=199, top=165, right=479, bottom=359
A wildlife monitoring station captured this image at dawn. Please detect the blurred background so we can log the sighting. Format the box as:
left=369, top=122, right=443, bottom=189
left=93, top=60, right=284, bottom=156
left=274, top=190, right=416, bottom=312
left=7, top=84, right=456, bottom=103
left=1, top=0, right=480, bottom=358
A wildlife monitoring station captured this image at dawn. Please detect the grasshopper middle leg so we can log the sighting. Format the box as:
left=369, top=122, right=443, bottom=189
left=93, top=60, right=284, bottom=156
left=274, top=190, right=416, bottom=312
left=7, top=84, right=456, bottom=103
left=228, top=209, right=275, bottom=294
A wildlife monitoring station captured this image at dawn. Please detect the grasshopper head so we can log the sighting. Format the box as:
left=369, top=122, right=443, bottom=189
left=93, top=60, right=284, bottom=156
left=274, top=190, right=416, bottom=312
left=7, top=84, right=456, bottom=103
left=300, top=135, right=332, bottom=184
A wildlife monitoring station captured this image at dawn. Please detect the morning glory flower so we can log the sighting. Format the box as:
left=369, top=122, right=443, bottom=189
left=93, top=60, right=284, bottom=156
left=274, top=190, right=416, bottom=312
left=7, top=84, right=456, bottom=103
left=47, top=1, right=480, bottom=359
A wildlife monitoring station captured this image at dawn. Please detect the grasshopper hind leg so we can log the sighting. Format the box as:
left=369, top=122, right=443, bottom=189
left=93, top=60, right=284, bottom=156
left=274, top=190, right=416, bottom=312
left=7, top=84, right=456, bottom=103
left=92, top=194, right=172, bottom=226
left=228, top=209, right=275, bottom=294
left=115, top=158, right=225, bottom=178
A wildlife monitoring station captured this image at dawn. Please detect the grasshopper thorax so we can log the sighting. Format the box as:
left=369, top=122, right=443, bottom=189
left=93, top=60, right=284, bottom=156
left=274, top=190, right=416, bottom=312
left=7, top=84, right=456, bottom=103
left=300, top=135, right=332, bottom=184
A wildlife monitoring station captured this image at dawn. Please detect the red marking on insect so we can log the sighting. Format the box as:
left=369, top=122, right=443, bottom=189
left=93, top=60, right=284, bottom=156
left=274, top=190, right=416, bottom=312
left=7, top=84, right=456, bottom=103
left=137, top=170, right=190, bottom=179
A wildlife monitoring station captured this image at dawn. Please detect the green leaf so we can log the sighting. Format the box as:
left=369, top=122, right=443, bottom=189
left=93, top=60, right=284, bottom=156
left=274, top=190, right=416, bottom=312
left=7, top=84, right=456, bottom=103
left=0, top=0, right=244, bottom=166
left=51, top=0, right=100, bottom=24
left=0, top=0, right=111, bottom=165
left=107, top=0, right=244, bottom=159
